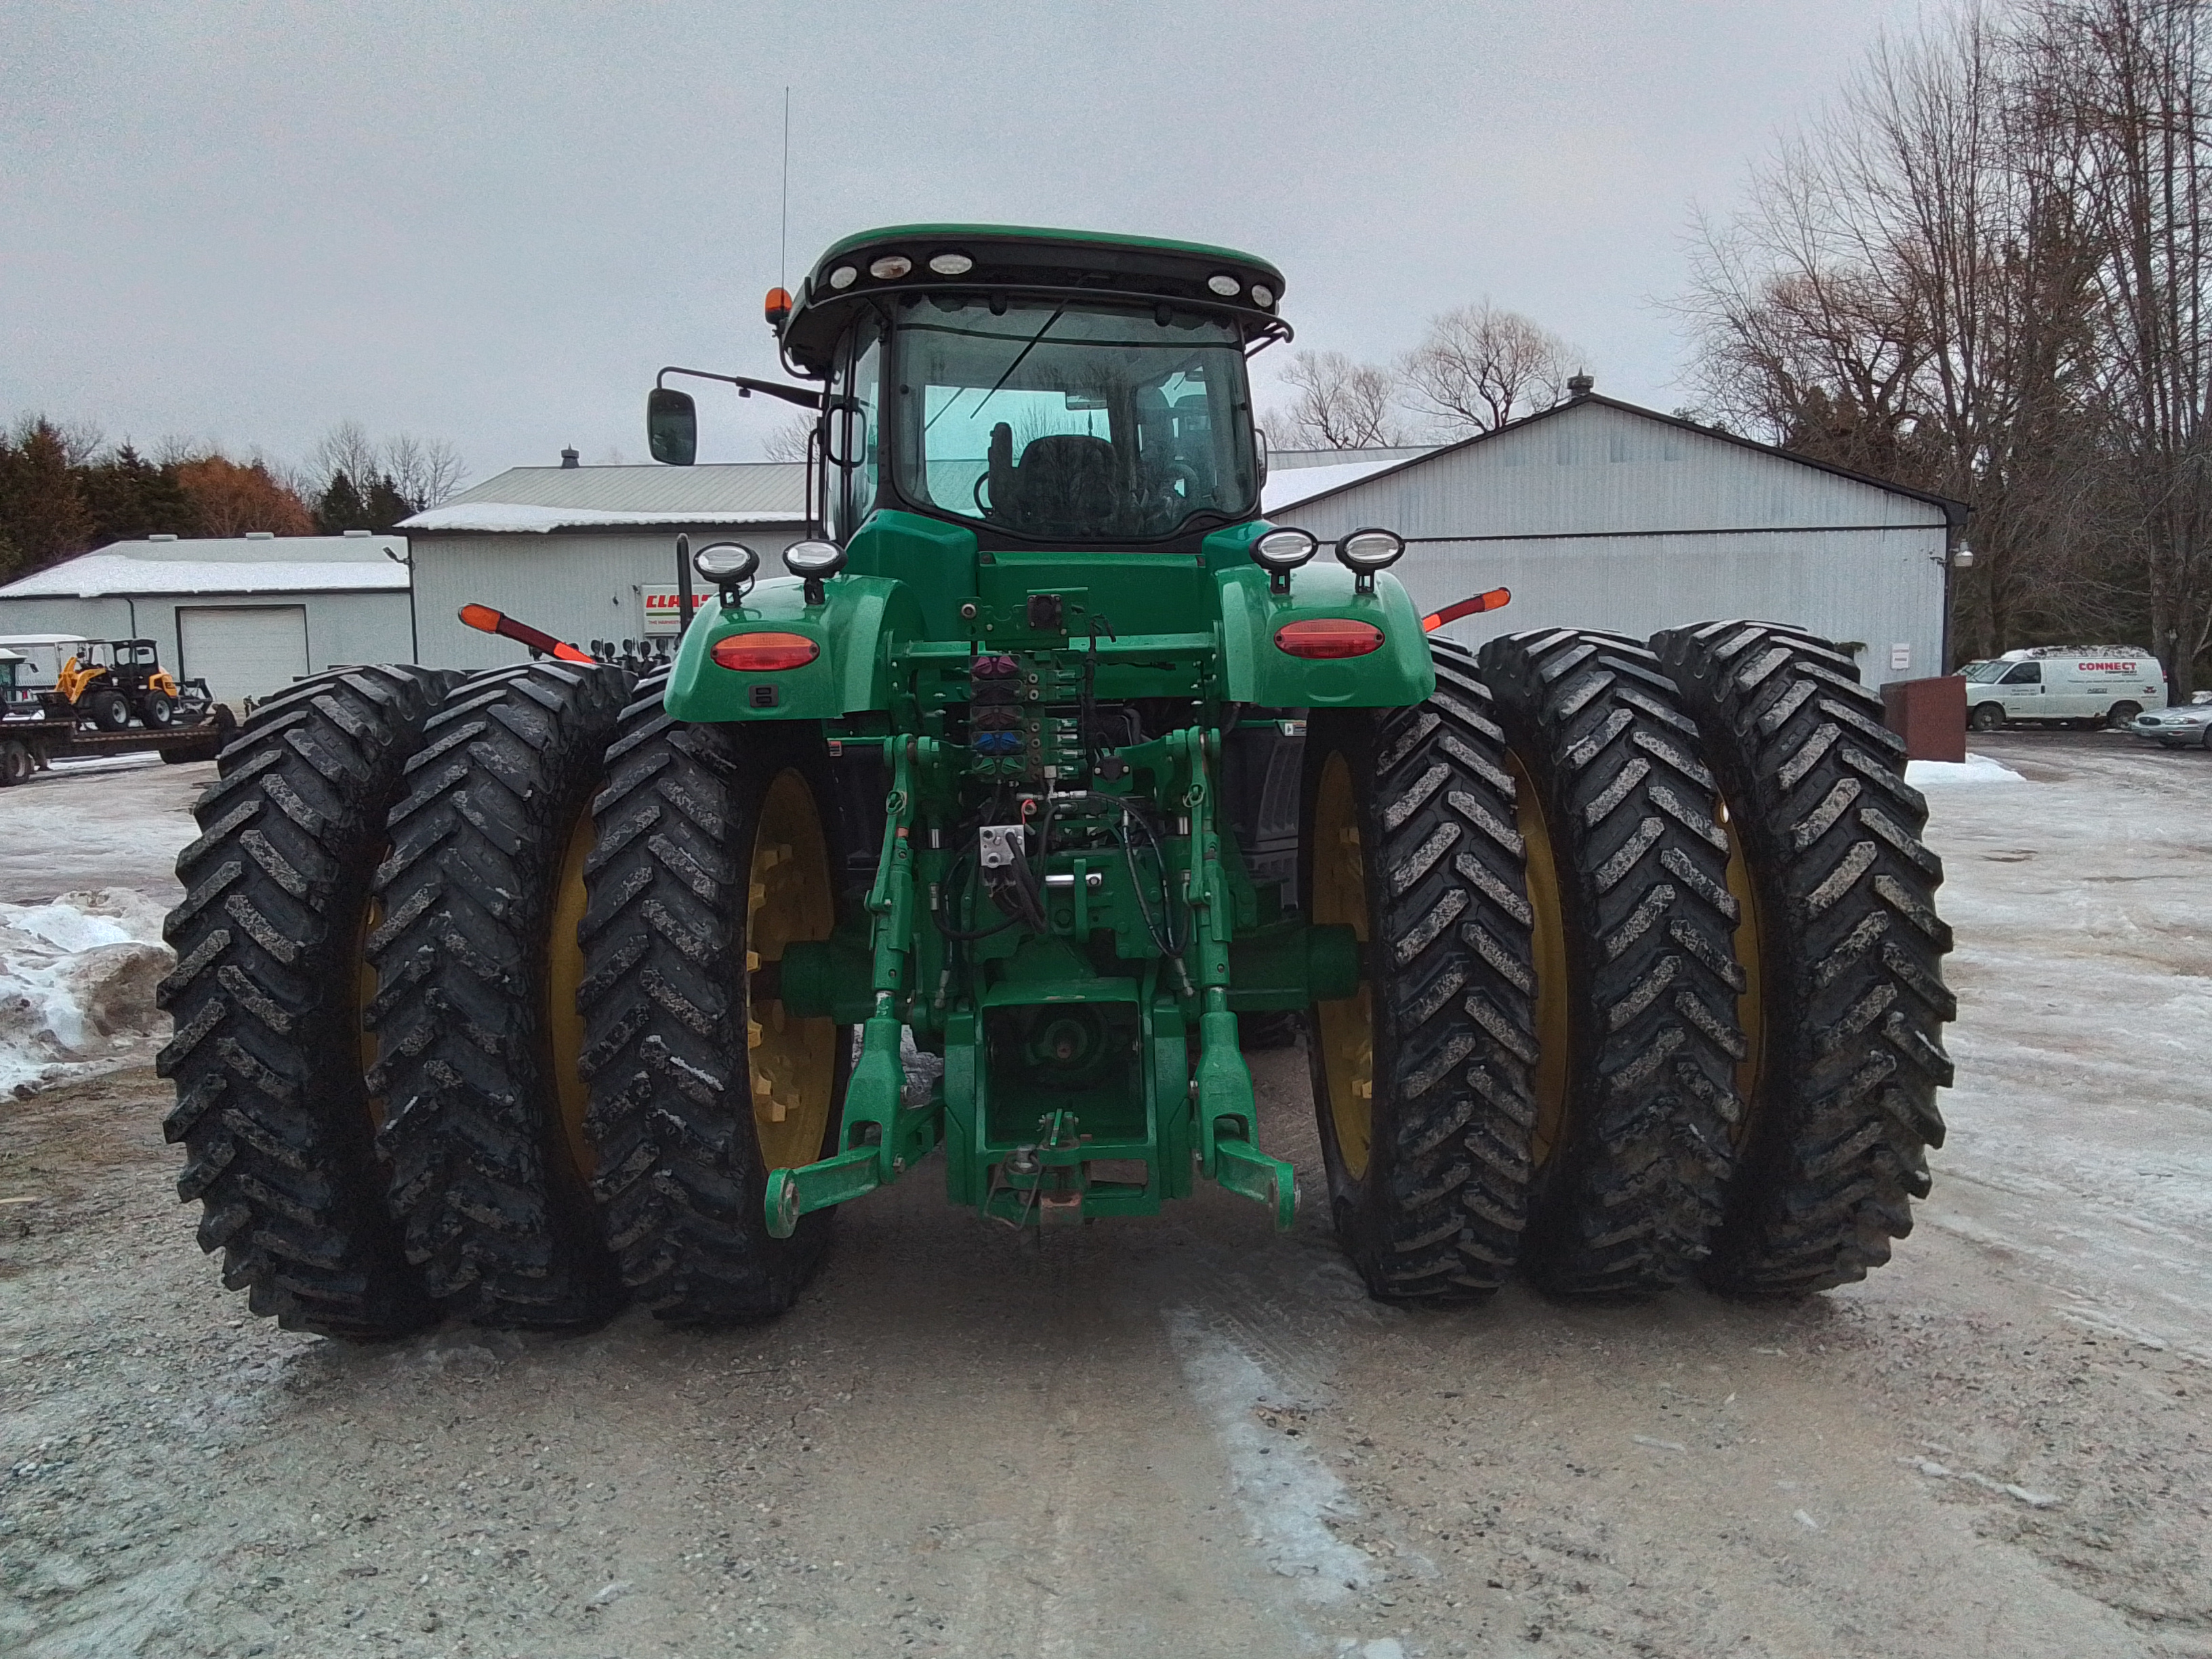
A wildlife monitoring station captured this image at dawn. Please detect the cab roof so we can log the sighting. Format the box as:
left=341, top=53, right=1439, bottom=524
left=778, top=223, right=1288, bottom=375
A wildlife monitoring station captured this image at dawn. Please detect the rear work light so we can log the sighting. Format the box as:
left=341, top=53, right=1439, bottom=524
left=711, top=632, right=819, bottom=672
left=1273, top=619, right=1385, bottom=659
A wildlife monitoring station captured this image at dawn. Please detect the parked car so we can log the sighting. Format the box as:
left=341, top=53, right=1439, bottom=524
left=1960, top=647, right=2169, bottom=731
left=2129, top=703, right=2212, bottom=747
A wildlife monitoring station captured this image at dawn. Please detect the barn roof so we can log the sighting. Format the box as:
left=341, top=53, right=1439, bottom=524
left=1266, top=392, right=1971, bottom=525
left=405, top=462, right=806, bottom=533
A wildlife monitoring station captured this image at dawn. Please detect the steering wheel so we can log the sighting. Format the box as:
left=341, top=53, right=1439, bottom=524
left=973, top=472, right=995, bottom=514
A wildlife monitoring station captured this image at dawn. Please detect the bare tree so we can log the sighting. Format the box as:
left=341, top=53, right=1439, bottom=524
left=1266, top=350, right=1410, bottom=449
left=306, top=422, right=467, bottom=511
left=763, top=412, right=816, bottom=462
left=1399, top=302, right=1580, bottom=434
left=384, top=434, right=468, bottom=510
left=1678, top=6, right=2115, bottom=666
left=2049, top=0, right=2212, bottom=695
left=307, top=420, right=381, bottom=493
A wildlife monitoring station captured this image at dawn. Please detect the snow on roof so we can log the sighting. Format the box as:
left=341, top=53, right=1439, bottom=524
left=0, top=554, right=407, bottom=599
left=407, top=462, right=808, bottom=533
left=401, top=502, right=801, bottom=534
left=1262, top=455, right=1412, bottom=514
left=95, top=533, right=408, bottom=563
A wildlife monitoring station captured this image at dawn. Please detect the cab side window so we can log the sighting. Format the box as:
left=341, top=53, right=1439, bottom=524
left=829, top=316, right=883, bottom=540
left=2001, top=662, right=2041, bottom=685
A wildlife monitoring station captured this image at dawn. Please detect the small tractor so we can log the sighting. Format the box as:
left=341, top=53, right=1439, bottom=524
left=45, top=638, right=210, bottom=730
left=158, top=226, right=1954, bottom=1337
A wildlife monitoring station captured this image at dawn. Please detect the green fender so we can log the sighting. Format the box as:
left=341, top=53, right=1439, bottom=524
left=1215, top=562, right=1435, bottom=708
left=663, top=573, right=925, bottom=722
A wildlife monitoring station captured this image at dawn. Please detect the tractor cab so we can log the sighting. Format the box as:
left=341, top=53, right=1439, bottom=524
left=651, top=226, right=1288, bottom=562
left=782, top=227, right=1285, bottom=554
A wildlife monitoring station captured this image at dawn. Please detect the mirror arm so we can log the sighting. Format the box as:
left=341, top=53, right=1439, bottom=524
left=655, top=365, right=823, bottom=410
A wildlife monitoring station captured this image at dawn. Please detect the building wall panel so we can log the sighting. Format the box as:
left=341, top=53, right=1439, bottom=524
left=1282, top=402, right=1952, bottom=682
left=410, top=525, right=806, bottom=668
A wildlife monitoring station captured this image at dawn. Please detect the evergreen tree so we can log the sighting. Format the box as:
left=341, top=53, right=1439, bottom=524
left=363, top=472, right=412, bottom=532
left=315, top=469, right=371, bottom=533
left=82, top=443, right=194, bottom=544
left=0, top=418, right=96, bottom=579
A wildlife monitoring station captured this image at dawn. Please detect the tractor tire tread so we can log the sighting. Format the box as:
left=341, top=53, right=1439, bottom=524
left=367, top=661, right=632, bottom=1327
left=1311, top=644, right=1537, bottom=1299
left=1653, top=619, right=1954, bottom=1294
left=1480, top=628, right=1746, bottom=1296
left=576, top=672, right=840, bottom=1325
left=155, top=662, right=459, bottom=1338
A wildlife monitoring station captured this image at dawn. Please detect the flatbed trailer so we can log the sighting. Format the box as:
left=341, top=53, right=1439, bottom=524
left=0, top=713, right=229, bottom=783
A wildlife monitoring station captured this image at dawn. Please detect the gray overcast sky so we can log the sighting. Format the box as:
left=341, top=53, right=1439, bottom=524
left=3, top=1, right=1933, bottom=485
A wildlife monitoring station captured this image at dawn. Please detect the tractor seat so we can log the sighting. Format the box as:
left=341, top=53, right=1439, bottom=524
left=1001, top=434, right=1119, bottom=535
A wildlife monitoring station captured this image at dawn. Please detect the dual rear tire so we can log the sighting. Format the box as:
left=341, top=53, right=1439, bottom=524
left=162, top=661, right=854, bottom=1338
left=1305, top=626, right=1952, bottom=1303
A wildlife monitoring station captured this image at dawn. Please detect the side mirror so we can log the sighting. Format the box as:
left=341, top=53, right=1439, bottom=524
left=647, top=388, right=698, bottom=466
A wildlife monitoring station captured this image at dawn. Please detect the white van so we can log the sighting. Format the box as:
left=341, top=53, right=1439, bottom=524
left=1960, top=646, right=2169, bottom=731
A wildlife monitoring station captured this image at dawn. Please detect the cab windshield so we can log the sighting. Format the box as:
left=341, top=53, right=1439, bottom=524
left=1961, top=660, right=2013, bottom=682
left=890, top=295, right=1258, bottom=542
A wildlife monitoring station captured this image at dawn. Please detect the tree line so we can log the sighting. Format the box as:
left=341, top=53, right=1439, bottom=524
left=1680, top=0, right=2212, bottom=693
left=1263, top=304, right=1586, bottom=451
left=0, top=416, right=466, bottom=584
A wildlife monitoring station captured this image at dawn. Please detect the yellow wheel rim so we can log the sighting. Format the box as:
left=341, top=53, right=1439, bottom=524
left=747, top=769, right=839, bottom=1172
left=1311, top=750, right=1375, bottom=1181
left=546, top=807, right=596, bottom=1180
left=1718, top=797, right=1765, bottom=1143
left=1509, top=754, right=1572, bottom=1166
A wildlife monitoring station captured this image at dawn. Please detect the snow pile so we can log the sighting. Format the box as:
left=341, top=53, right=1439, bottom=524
left=0, top=889, right=173, bottom=1097
left=1906, top=752, right=2027, bottom=788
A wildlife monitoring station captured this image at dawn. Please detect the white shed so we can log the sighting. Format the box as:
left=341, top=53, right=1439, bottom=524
left=0, top=531, right=413, bottom=708
left=401, top=462, right=807, bottom=670
left=1266, top=390, right=1968, bottom=683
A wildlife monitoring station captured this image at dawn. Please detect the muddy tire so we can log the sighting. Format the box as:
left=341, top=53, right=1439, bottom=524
left=1302, top=640, right=1537, bottom=1300
left=1653, top=621, right=1954, bottom=1294
left=1478, top=629, right=1745, bottom=1296
left=367, top=662, right=632, bottom=1328
left=1237, top=1011, right=1304, bottom=1050
left=577, top=678, right=853, bottom=1325
left=156, top=664, right=459, bottom=1337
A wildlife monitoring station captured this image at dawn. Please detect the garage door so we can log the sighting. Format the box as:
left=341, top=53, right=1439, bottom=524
left=178, top=606, right=310, bottom=706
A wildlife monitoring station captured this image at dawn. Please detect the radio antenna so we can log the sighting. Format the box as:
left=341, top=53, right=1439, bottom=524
left=779, top=86, right=791, bottom=298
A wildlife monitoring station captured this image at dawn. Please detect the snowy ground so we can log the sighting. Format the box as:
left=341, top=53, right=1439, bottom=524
left=0, top=760, right=207, bottom=1097
left=0, top=733, right=2207, bottom=1658
left=1917, top=733, right=2212, bottom=1366
left=0, top=757, right=211, bottom=905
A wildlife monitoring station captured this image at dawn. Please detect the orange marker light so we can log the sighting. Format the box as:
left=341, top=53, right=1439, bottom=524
left=1273, top=619, right=1385, bottom=659
left=458, top=602, right=593, bottom=663
left=1420, top=588, right=1513, bottom=632
left=712, top=631, right=819, bottom=672
left=764, top=287, right=793, bottom=326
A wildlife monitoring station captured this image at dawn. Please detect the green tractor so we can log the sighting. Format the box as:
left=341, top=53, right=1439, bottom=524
left=157, top=226, right=1954, bottom=1336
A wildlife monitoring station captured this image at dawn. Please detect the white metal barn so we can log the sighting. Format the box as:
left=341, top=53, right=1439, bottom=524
left=1266, top=390, right=1968, bottom=683
left=401, top=461, right=806, bottom=669
left=0, top=531, right=413, bottom=708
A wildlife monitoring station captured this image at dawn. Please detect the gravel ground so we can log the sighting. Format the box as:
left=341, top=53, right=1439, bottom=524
left=0, top=732, right=2207, bottom=1658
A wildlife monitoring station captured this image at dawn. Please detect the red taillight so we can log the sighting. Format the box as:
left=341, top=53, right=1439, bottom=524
left=1273, top=619, right=1385, bottom=659
left=711, top=632, right=819, bottom=672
